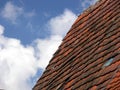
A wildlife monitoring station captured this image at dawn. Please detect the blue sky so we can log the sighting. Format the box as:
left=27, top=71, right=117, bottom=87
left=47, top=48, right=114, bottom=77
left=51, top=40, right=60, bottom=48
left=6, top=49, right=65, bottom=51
left=0, top=0, right=98, bottom=90
left=0, top=0, right=83, bottom=45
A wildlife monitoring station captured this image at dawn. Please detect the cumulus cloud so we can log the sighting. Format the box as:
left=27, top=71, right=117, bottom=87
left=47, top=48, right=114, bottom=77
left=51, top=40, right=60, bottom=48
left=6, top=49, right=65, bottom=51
left=0, top=28, right=61, bottom=90
left=0, top=1, right=35, bottom=24
left=0, top=26, right=37, bottom=90
left=48, top=9, right=77, bottom=36
left=81, top=0, right=99, bottom=10
left=0, top=9, right=77, bottom=90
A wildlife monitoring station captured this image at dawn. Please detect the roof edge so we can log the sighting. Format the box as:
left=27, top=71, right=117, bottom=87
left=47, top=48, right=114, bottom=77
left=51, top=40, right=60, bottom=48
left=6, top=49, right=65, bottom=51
left=72, top=0, right=107, bottom=26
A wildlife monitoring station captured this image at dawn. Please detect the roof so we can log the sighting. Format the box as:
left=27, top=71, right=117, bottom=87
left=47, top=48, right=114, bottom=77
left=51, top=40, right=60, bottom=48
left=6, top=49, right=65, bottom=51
left=33, top=0, right=120, bottom=89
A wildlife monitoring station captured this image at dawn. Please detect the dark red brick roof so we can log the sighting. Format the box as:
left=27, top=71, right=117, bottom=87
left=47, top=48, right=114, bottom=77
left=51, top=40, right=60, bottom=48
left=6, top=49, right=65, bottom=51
left=33, top=0, right=120, bottom=89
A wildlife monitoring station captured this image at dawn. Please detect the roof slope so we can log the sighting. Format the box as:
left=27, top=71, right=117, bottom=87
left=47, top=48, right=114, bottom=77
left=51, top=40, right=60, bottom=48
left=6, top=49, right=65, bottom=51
left=33, top=0, right=120, bottom=89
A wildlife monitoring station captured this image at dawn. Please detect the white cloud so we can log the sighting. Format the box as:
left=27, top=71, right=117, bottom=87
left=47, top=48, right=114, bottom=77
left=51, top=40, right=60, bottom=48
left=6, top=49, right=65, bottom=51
left=0, top=8, right=77, bottom=90
left=48, top=9, right=77, bottom=36
left=1, top=1, right=35, bottom=24
left=0, top=27, right=37, bottom=90
left=0, top=25, right=4, bottom=35
left=81, top=0, right=98, bottom=10
left=1, top=2, right=23, bottom=23
left=34, top=35, right=62, bottom=69
left=0, top=25, right=62, bottom=90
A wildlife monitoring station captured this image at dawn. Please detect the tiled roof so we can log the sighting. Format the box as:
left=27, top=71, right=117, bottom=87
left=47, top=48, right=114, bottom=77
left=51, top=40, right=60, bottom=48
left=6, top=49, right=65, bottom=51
left=33, top=0, right=120, bottom=89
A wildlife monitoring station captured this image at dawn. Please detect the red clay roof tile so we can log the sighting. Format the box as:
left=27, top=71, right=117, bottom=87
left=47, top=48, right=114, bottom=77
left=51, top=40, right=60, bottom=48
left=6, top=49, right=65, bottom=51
left=33, top=0, right=120, bottom=89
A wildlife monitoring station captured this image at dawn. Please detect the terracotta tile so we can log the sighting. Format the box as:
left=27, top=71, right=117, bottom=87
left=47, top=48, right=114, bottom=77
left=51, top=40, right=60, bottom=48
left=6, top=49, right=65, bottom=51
left=33, top=0, right=120, bottom=90
left=64, top=79, right=74, bottom=89
left=89, top=86, right=97, bottom=90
